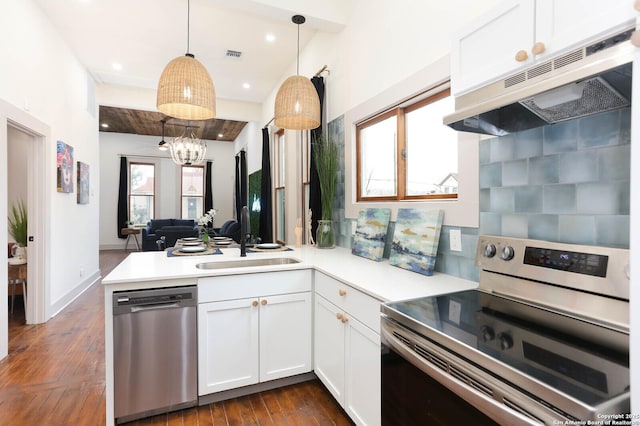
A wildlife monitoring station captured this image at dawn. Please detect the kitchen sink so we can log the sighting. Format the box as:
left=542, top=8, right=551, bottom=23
left=196, top=257, right=301, bottom=269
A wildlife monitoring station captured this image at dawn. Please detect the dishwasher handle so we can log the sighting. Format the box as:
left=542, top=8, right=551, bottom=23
left=130, top=302, right=182, bottom=313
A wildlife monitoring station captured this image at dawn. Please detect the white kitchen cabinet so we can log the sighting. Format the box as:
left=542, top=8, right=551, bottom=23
left=451, top=0, right=635, bottom=95
left=314, top=272, right=381, bottom=426
left=259, top=292, right=312, bottom=382
left=198, top=298, right=259, bottom=394
left=197, top=270, right=312, bottom=396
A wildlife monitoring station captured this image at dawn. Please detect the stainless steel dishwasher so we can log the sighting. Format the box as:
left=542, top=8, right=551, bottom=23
left=113, top=286, right=197, bottom=423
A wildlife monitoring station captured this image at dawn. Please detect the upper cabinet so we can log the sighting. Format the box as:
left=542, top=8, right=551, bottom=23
left=451, top=0, right=636, bottom=95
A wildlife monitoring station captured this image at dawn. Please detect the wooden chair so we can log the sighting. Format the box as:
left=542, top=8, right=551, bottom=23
left=8, top=262, right=27, bottom=316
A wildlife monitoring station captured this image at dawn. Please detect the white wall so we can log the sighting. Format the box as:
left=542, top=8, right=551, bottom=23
left=99, top=132, right=236, bottom=249
left=0, top=0, right=100, bottom=342
left=7, top=126, right=29, bottom=243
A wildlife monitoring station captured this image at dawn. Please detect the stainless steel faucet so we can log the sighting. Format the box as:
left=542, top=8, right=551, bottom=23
left=240, top=206, right=249, bottom=257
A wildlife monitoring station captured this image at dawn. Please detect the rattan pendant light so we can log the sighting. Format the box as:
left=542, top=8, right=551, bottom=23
left=157, top=0, right=216, bottom=121
left=274, top=15, right=320, bottom=130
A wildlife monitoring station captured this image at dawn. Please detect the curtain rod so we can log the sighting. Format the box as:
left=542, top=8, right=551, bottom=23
left=263, top=65, right=329, bottom=128
left=314, top=65, right=329, bottom=77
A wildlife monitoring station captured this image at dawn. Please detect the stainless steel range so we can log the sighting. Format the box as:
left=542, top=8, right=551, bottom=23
left=381, top=235, right=630, bottom=425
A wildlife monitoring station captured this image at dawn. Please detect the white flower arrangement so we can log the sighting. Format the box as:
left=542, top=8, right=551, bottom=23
left=198, top=208, right=217, bottom=226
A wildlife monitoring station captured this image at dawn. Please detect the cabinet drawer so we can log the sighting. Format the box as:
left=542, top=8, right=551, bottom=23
left=198, top=270, right=312, bottom=303
left=315, top=272, right=381, bottom=333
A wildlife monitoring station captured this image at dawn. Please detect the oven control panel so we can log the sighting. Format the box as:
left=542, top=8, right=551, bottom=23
left=475, top=235, right=630, bottom=301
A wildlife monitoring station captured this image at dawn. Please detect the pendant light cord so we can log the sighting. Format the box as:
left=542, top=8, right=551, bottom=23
left=186, top=0, right=191, bottom=54
left=296, top=21, right=300, bottom=75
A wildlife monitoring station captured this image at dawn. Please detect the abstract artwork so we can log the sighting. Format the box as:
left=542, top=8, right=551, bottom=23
left=389, top=208, right=444, bottom=276
left=77, top=161, right=89, bottom=204
left=56, top=140, right=74, bottom=193
left=351, top=208, right=391, bottom=261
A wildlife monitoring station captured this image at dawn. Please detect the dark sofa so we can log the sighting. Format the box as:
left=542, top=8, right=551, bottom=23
left=141, top=219, right=198, bottom=251
left=217, top=220, right=241, bottom=243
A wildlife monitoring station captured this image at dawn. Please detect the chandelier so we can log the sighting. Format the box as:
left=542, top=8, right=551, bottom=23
left=168, top=125, right=206, bottom=166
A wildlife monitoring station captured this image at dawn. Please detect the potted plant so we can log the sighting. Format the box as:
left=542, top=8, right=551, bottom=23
left=313, top=134, right=339, bottom=248
left=8, top=200, right=27, bottom=260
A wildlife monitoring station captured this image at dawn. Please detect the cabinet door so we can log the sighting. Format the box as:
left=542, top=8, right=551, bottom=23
left=536, top=0, right=635, bottom=58
left=345, top=317, right=381, bottom=426
left=197, top=298, right=259, bottom=395
left=314, top=295, right=346, bottom=404
left=451, top=0, right=535, bottom=95
left=259, top=292, right=312, bottom=382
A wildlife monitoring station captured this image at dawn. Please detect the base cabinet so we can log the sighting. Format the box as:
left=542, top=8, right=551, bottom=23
left=314, top=283, right=381, bottom=426
left=197, top=271, right=312, bottom=396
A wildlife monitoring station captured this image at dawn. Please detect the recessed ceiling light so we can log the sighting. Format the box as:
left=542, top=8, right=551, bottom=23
left=242, top=83, right=251, bottom=89
left=101, top=123, right=109, bottom=128
left=218, top=133, right=224, bottom=138
left=266, top=33, right=276, bottom=43
left=112, top=63, right=123, bottom=71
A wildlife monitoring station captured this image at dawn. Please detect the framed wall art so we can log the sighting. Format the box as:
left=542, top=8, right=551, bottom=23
left=56, top=140, right=74, bottom=193
left=77, top=161, right=89, bottom=204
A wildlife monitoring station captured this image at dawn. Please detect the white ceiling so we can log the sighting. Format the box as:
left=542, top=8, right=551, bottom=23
left=33, top=0, right=349, bottom=105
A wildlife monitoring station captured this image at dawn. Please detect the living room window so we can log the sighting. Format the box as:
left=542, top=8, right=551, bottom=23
left=181, top=165, right=204, bottom=220
left=129, top=162, right=155, bottom=225
left=356, top=86, right=457, bottom=201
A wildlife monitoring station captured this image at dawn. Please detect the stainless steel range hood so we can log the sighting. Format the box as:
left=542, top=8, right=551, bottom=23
left=444, top=29, right=634, bottom=136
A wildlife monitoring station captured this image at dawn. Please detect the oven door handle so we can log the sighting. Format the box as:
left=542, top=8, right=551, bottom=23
left=381, top=322, right=542, bottom=426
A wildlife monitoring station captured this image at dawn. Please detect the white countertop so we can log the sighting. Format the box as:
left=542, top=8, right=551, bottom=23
left=102, top=245, right=478, bottom=302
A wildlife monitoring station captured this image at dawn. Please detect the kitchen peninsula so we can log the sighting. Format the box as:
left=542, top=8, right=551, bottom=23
left=102, top=246, right=477, bottom=425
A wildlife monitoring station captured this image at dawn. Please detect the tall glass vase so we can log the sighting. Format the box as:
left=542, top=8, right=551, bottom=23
left=316, top=220, right=335, bottom=249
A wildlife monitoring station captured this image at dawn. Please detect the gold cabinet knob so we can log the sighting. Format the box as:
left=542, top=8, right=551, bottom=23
left=252, top=300, right=258, bottom=307
left=336, top=313, right=343, bottom=321
left=339, top=289, right=347, bottom=296
left=531, top=41, right=545, bottom=55
left=341, top=315, right=349, bottom=324
left=261, top=299, right=268, bottom=306
left=632, top=30, right=640, bottom=47
left=515, top=50, right=528, bottom=62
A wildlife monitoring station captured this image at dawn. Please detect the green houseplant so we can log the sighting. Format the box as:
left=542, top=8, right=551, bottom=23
left=8, top=200, right=28, bottom=247
left=313, top=134, right=339, bottom=248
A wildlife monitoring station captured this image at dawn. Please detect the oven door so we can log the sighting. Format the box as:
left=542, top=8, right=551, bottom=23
left=381, top=318, right=548, bottom=426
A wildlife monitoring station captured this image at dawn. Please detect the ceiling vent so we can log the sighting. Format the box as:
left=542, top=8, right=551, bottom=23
left=225, top=49, right=243, bottom=59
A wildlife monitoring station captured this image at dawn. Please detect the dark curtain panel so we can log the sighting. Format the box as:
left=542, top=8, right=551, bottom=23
left=309, top=76, right=325, bottom=238
left=204, top=161, right=213, bottom=213
left=234, top=154, right=241, bottom=221
left=240, top=150, right=248, bottom=210
left=259, top=128, right=273, bottom=242
left=117, top=156, right=128, bottom=239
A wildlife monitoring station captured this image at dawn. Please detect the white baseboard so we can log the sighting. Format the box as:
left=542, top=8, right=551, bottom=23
left=49, top=270, right=101, bottom=318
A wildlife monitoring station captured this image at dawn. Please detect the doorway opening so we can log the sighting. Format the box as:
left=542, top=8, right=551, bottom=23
left=1, top=99, right=49, bottom=359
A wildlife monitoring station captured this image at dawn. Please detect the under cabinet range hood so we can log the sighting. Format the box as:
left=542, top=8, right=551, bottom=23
left=444, top=28, right=634, bottom=136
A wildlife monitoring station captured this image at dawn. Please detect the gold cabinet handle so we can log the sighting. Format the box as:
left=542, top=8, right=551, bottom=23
left=336, top=313, right=343, bottom=321
left=531, top=41, right=545, bottom=55
left=341, top=315, right=349, bottom=324
left=252, top=300, right=258, bottom=307
left=339, top=289, right=347, bottom=296
left=632, top=30, right=640, bottom=47
left=261, top=299, right=268, bottom=306
left=515, top=50, right=528, bottom=62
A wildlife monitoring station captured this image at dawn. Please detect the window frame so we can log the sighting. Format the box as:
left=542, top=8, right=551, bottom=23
left=180, top=164, right=205, bottom=220
left=355, top=87, right=457, bottom=202
left=128, top=161, right=155, bottom=226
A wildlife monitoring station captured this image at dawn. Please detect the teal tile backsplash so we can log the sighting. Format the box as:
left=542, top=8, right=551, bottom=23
left=480, top=107, right=630, bottom=248
left=329, top=107, right=629, bottom=284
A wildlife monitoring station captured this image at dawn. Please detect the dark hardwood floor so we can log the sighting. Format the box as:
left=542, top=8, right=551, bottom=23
left=1, top=250, right=353, bottom=425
